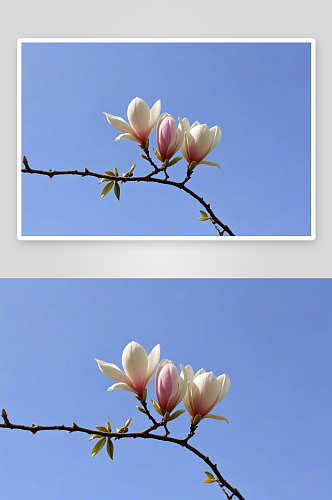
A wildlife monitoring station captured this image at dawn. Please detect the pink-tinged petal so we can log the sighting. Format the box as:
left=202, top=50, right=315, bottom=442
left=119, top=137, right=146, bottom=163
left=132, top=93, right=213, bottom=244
left=127, top=97, right=151, bottom=142
left=215, top=375, right=230, bottom=405
left=189, top=125, right=213, bottom=163
left=199, top=160, right=221, bottom=168
left=94, top=358, right=132, bottom=385
left=145, top=343, right=161, bottom=387
left=104, top=113, right=136, bottom=135
left=107, top=382, right=137, bottom=393
left=202, top=414, right=229, bottom=423
left=122, top=341, right=148, bottom=394
left=192, top=372, right=220, bottom=416
left=148, top=99, right=162, bottom=136
left=114, top=133, right=140, bottom=142
left=157, top=115, right=177, bottom=160
left=156, top=360, right=179, bottom=414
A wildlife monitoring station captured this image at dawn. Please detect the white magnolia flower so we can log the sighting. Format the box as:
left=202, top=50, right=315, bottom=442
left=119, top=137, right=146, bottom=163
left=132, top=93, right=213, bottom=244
left=155, top=359, right=187, bottom=415
left=95, top=341, right=160, bottom=397
left=182, top=365, right=230, bottom=422
left=180, top=118, right=222, bottom=168
left=104, top=97, right=161, bottom=145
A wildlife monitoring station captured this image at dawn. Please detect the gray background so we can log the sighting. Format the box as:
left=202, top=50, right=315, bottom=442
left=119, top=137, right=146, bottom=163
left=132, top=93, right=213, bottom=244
left=2, top=0, right=331, bottom=277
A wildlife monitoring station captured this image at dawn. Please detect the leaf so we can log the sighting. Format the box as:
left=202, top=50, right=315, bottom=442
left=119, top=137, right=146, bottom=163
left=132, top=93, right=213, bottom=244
left=153, top=148, right=163, bottom=162
left=198, top=216, right=210, bottom=221
left=89, top=434, right=103, bottom=441
left=203, top=478, right=216, bottom=484
left=101, top=181, right=114, bottom=198
left=105, top=171, right=115, bottom=177
left=167, top=409, right=186, bottom=422
left=199, top=211, right=208, bottom=218
left=151, top=399, right=163, bottom=416
left=193, top=414, right=202, bottom=426
left=96, top=426, right=108, bottom=433
left=91, top=437, right=106, bottom=457
left=106, top=421, right=111, bottom=432
left=188, top=161, right=197, bottom=171
left=168, top=156, right=183, bottom=166
left=142, top=388, right=147, bottom=402
left=140, top=153, right=148, bottom=160
left=114, top=167, right=118, bottom=177
left=106, top=439, right=114, bottom=460
left=99, top=177, right=111, bottom=184
left=114, top=182, right=120, bottom=200
left=136, top=406, right=146, bottom=413
left=205, top=472, right=215, bottom=480
left=163, top=412, right=170, bottom=421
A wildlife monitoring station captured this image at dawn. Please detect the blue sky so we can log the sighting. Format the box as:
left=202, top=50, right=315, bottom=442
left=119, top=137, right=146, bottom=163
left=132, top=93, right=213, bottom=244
left=0, top=279, right=331, bottom=499
left=20, top=41, right=312, bottom=237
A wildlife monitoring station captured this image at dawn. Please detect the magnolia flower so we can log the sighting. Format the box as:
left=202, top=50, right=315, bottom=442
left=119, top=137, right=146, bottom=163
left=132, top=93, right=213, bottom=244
left=155, top=359, right=187, bottom=415
left=95, top=341, right=160, bottom=397
left=104, top=97, right=161, bottom=145
left=180, top=118, right=222, bottom=168
left=182, top=365, right=230, bottom=422
left=156, top=114, right=184, bottom=161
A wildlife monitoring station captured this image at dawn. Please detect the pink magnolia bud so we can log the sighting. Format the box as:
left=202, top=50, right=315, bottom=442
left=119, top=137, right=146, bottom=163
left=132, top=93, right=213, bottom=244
left=156, top=114, right=184, bottom=161
left=182, top=365, right=230, bottom=423
left=95, top=341, right=160, bottom=398
left=155, top=360, right=187, bottom=415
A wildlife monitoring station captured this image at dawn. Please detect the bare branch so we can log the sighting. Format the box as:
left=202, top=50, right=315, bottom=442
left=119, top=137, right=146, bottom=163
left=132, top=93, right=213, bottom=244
left=21, top=156, right=235, bottom=236
left=1, top=408, right=244, bottom=499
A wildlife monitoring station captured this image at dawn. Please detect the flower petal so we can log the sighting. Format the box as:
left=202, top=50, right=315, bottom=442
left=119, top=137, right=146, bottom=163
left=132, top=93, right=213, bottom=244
left=127, top=97, right=151, bottom=141
left=208, top=126, right=222, bottom=153
left=122, top=341, right=148, bottom=392
left=202, top=414, right=229, bottom=423
left=104, top=113, right=135, bottom=135
left=114, top=133, right=140, bottom=142
left=148, top=99, right=162, bottom=136
left=107, top=382, right=137, bottom=393
left=199, top=160, right=221, bottom=168
left=215, top=374, right=230, bottom=405
left=95, top=358, right=132, bottom=385
left=145, top=343, right=161, bottom=387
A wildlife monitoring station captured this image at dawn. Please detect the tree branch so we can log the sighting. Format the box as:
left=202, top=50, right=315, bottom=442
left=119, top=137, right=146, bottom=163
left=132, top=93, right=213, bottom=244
left=21, top=156, right=235, bottom=236
left=1, top=408, right=244, bottom=499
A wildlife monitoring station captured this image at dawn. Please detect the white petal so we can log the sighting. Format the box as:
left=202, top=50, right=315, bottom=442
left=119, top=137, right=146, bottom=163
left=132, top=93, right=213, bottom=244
left=177, top=364, right=188, bottom=402
left=208, top=126, right=222, bottom=152
left=107, top=382, right=137, bottom=393
left=202, top=414, right=229, bottom=423
left=175, top=118, right=185, bottom=150
left=148, top=99, right=162, bottom=136
left=122, top=341, right=148, bottom=389
left=145, top=343, right=161, bottom=387
left=181, top=118, right=190, bottom=133
left=194, top=368, right=206, bottom=379
left=199, top=160, right=221, bottom=168
left=127, top=97, right=151, bottom=138
left=114, top=133, right=140, bottom=142
left=190, top=121, right=201, bottom=130
left=182, top=380, right=193, bottom=416
left=95, top=358, right=131, bottom=385
left=215, top=374, right=230, bottom=405
left=104, top=112, right=135, bottom=135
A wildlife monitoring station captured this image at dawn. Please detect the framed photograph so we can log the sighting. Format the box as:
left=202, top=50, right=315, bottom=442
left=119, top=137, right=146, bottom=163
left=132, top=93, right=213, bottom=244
left=18, top=39, right=315, bottom=240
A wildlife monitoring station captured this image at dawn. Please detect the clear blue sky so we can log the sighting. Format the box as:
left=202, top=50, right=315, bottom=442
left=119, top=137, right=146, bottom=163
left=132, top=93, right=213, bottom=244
left=20, top=41, right=312, bottom=237
left=0, top=279, right=330, bottom=499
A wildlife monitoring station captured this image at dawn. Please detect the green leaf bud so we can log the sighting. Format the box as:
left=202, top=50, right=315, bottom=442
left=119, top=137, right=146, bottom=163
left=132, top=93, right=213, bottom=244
left=106, top=439, right=114, bottom=460
left=193, top=414, right=202, bottom=426
left=101, top=181, right=114, bottom=198
left=151, top=399, right=163, bottom=416
left=91, top=437, right=106, bottom=457
left=167, top=409, right=186, bottom=421
left=114, top=182, right=120, bottom=200
left=168, top=156, right=183, bottom=166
